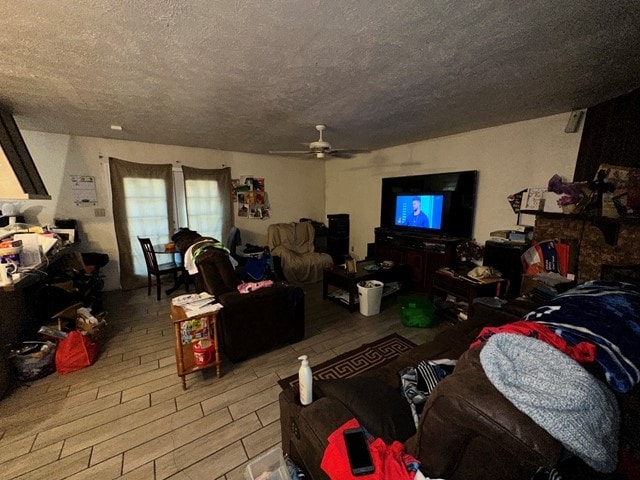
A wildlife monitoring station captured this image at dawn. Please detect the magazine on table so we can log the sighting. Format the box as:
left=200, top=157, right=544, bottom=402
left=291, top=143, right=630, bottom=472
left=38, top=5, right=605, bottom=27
left=172, top=292, right=223, bottom=317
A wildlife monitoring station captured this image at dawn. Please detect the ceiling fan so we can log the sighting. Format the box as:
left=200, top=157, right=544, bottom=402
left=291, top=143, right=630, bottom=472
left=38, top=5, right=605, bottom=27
left=269, top=124, right=368, bottom=159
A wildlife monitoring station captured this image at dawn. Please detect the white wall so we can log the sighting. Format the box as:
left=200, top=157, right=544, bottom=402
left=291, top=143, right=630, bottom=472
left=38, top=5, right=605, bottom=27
left=18, top=132, right=326, bottom=290
left=325, top=112, right=583, bottom=260
left=14, top=112, right=582, bottom=290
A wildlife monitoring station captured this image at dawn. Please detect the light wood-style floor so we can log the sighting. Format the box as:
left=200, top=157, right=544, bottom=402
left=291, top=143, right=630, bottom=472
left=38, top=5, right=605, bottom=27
left=0, top=281, right=449, bottom=479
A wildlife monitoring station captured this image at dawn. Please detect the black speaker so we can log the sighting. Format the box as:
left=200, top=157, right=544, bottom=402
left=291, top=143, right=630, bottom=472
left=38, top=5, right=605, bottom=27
left=327, top=214, right=349, bottom=263
left=483, top=241, right=528, bottom=298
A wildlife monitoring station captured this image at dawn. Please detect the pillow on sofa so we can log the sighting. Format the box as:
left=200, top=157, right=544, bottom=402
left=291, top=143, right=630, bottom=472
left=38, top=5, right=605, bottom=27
left=315, top=377, right=416, bottom=443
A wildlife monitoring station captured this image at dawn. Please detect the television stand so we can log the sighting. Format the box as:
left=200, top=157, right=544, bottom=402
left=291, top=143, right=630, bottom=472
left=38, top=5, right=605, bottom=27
left=374, top=228, right=460, bottom=293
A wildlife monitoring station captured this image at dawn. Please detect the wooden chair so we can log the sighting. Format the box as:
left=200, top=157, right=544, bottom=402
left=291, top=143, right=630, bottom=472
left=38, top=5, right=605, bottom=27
left=138, top=237, right=186, bottom=301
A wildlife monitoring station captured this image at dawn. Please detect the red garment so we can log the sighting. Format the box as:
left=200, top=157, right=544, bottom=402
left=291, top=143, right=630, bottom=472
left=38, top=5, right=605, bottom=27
left=321, top=418, right=419, bottom=480
left=471, top=320, right=596, bottom=363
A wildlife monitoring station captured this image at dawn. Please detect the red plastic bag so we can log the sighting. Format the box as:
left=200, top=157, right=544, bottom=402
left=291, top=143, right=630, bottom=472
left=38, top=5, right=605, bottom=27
left=55, top=331, right=99, bottom=375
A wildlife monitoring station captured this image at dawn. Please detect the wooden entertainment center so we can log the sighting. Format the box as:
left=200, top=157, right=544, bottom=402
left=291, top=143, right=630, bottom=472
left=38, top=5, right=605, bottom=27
left=374, top=228, right=459, bottom=293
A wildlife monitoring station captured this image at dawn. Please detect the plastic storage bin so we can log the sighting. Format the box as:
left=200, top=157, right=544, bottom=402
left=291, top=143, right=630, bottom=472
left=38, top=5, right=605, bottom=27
left=399, top=294, right=435, bottom=327
left=357, top=280, right=384, bottom=316
left=244, top=446, right=292, bottom=480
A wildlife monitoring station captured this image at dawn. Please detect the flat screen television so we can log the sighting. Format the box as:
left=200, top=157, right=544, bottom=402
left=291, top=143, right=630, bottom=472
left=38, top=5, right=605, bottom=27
left=380, top=170, right=478, bottom=239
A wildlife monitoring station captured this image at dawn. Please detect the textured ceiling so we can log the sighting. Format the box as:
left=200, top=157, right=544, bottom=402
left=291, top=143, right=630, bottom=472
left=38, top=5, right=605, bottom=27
left=1, top=1, right=640, bottom=155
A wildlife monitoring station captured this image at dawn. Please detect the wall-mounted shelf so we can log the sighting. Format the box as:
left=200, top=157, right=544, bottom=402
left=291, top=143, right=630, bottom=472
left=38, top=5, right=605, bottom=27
left=520, top=210, right=640, bottom=246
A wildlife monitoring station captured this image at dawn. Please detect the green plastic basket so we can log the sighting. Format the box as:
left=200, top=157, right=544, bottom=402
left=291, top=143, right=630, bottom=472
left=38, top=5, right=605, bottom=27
left=398, top=294, right=435, bottom=328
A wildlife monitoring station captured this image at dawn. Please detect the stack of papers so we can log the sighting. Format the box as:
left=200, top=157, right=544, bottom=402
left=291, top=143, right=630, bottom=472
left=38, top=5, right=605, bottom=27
left=172, top=292, right=223, bottom=317
left=172, top=292, right=213, bottom=306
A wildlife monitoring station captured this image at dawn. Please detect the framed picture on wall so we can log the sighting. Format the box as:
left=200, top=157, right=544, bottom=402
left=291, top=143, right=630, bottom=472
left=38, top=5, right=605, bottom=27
left=249, top=206, right=263, bottom=219
left=521, top=188, right=545, bottom=211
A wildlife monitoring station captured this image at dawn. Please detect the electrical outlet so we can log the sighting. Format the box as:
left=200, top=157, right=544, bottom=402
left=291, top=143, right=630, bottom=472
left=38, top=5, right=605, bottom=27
left=94, top=208, right=106, bottom=217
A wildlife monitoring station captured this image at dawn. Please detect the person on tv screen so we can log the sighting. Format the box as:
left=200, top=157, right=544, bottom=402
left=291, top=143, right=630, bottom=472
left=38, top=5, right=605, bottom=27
left=406, top=196, right=430, bottom=227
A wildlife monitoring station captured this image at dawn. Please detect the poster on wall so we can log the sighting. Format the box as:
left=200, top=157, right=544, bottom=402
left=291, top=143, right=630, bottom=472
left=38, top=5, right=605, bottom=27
left=237, top=188, right=270, bottom=219
left=71, top=175, right=98, bottom=206
left=253, top=178, right=265, bottom=191
left=249, top=205, right=263, bottom=218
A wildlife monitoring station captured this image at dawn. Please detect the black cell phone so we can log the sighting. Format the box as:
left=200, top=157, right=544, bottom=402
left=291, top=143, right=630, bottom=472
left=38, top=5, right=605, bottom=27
left=343, top=427, right=375, bottom=476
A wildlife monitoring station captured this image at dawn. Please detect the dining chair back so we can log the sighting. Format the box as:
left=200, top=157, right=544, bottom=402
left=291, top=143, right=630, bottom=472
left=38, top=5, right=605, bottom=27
left=138, top=237, right=184, bottom=300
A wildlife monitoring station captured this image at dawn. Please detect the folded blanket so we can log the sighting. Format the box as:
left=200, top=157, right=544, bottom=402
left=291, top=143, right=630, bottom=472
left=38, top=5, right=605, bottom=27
left=523, top=280, right=640, bottom=393
left=480, top=333, right=619, bottom=473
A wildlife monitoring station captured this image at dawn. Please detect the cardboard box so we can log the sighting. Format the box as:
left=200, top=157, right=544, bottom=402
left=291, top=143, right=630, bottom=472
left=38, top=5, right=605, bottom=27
left=49, top=303, right=107, bottom=342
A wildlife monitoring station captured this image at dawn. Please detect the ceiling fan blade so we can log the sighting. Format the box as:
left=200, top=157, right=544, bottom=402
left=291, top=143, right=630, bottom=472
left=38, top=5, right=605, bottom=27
left=268, top=150, right=312, bottom=154
left=328, top=151, right=354, bottom=159
left=331, top=148, right=371, bottom=154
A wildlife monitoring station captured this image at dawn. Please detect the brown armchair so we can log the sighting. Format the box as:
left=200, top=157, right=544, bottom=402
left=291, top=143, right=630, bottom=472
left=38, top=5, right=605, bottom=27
left=172, top=228, right=305, bottom=362
left=267, top=222, right=333, bottom=283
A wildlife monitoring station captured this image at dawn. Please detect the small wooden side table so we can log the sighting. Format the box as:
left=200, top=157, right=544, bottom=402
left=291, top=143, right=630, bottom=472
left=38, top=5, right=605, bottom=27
left=431, top=268, right=507, bottom=317
left=170, top=304, right=222, bottom=390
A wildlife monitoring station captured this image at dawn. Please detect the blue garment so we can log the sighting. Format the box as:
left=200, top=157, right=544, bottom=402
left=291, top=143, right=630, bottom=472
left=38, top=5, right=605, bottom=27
left=524, top=280, right=640, bottom=393
left=406, top=211, right=429, bottom=227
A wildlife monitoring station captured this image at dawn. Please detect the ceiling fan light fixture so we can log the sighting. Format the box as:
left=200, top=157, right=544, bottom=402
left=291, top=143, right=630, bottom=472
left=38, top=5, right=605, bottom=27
left=268, top=123, right=366, bottom=159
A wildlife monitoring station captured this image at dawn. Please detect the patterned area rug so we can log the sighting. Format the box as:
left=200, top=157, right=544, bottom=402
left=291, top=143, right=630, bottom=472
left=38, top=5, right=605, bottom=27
left=278, top=333, right=416, bottom=390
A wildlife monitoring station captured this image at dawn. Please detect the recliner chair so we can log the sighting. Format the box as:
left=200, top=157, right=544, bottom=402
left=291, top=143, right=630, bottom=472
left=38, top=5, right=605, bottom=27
left=268, top=222, right=333, bottom=284
left=172, top=228, right=305, bottom=362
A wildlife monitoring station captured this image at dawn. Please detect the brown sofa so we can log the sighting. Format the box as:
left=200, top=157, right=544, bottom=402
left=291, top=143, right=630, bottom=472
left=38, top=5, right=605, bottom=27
left=172, top=228, right=305, bottom=362
left=279, top=297, right=639, bottom=480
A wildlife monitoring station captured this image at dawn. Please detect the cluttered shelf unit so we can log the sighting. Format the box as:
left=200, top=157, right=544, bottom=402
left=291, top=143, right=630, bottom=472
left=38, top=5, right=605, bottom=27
left=520, top=210, right=640, bottom=246
left=170, top=293, right=223, bottom=390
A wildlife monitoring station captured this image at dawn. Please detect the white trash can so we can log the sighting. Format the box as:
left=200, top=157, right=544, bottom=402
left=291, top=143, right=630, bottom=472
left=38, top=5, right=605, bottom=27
left=357, top=280, right=384, bottom=316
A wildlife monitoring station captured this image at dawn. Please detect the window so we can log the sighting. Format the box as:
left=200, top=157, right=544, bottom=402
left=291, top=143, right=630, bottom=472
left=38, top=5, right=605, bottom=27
left=123, top=177, right=170, bottom=275
left=185, top=179, right=224, bottom=239
left=182, top=165, right=233, bottom=244
left=110, top=159, right=232, bottom=290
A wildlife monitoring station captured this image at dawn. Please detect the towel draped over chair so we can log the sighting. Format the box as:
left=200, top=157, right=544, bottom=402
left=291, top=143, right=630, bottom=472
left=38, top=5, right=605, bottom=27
left=268, top=222, right=333, bottom=283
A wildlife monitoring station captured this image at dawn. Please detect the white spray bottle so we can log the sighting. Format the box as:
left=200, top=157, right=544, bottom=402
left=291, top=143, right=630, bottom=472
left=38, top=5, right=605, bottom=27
left=298, top=355, right=313, bottom=405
